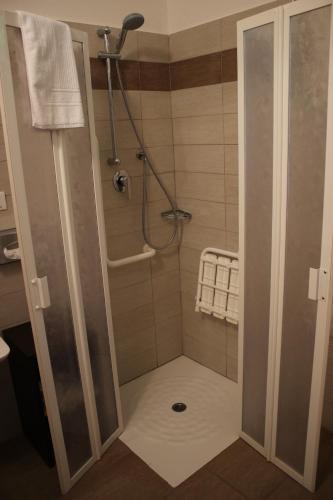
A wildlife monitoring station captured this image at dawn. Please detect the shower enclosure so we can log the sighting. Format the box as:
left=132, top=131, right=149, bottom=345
left=1, top=0, right=333, bottom=494
left=238, top=0, right=333, bottom=491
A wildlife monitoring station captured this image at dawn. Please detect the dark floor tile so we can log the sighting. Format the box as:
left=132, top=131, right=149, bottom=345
left=266, top=477, right=314, bottom=500
left=64, top=448, right=171, bottom=500
left=206, top=439, right=285, bottom=500
left=167, top=470, right=245, bottom=500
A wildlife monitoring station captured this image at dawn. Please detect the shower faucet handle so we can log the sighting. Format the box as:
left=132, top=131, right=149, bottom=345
left=113, top=170, right=131, bottom=199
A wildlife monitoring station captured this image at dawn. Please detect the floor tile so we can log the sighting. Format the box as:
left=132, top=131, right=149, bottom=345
left=207, top=439, right=286, bottom=500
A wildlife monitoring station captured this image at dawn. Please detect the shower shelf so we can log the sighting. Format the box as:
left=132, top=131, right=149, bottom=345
left=195, top=247, right=239, bottom=324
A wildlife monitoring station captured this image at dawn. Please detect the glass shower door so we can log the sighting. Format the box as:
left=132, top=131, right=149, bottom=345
left=272, top=0, right=333, bottom=490
left=1, top=14, right=122, bottom=493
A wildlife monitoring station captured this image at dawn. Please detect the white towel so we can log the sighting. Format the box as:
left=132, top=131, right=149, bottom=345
left=18, top=11, right=84, bottom=129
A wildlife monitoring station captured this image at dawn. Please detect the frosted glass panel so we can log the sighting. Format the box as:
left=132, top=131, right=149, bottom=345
left=65, top=43, right=118, bottom=443
left=8, top=27, right=92, bottom=476
left=276, top=6, right=331, bottom=474
left=242, top=23, right=274, bottom=445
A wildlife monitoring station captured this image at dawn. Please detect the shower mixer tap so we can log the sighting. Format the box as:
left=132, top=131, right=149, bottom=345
left=113, top=170, right=131, bottom=198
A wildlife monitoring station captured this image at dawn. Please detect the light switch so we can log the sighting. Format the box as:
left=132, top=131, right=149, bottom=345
left=0, top=191, right=7, bottom=211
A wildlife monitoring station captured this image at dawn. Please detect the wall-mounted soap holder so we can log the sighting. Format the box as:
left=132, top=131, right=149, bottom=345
left=0, top=228, right=20, bottom=264
left=161, top=209, right=192, bottom=221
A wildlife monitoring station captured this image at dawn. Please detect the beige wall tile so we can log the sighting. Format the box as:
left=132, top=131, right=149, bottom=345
left=141, top=91, right=171, bottom=119
left=113, top=90, right=142, bottom=120
left=143, top=118, right=173, bottom=147
left=145, top=146, right=175, bottom=174
left=156, top=314, right=183, bottom=367
left=106, top=230, right=144, bottom=260
left=226, top=231, right=239, bottom=252
left=154, top=292, right=182, bottom=323
left=224, top=145, right=238, bottom=175
left=152, top=269, right=180, bottom=302
left=156, top=314, right=182, bottom=344
left=183, top=334, right=227, bottom=375
left=182, top=223, right=227, bottom=251
left=179, top=246, right=201, bottom=274
left=117, top=347, right=156, bottom=385
left=138, top=31, right=169, bottom=62
left=180, top=270, right=197, bottom=299
left=177, top=198, right=226, bottom=230
left=222, top=82, right=238, bottom=113
left=147, top=172, right=175, bottom=201
left=93, top=90, right=141, bottom=121
left=223, top=113, right=238, bottom=145
left=109, top=260, right=151, bottom=291
left=171, top=84, right=223, bottom=118
left=112, top=303, right=155, bottom=338
left=174, top=145, right=224, bottom=174
left=176, top=172, right=224, bottom=203
left=115, top=325, right=155, bottom=354
left=173, top=115, right=224, bottom=145
left=104, top=204, right=141, bottom=236
left=226, top=203, right=238, bottom=233
left=151, top=246, right=180, bottom=276
left=225, top=174, right=239, bottom=204
left=170, top=20, right=221, bottom=61
left=0, top=289, right=29, bottom=330
left=157, top=337, right=182, bottom=366
left=110, top=279, right=152, bottom=315
left=95, top=119, right=142, bottom=150
left=226, top=323, right=238, bottom=382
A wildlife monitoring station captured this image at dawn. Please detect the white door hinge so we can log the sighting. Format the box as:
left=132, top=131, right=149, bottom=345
left=31, top=276, right=51, bottom=310
left=308, top=268, right=328, bottom=302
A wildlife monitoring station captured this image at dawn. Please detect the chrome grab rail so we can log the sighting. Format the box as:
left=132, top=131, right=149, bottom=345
left=107, top=244, right=156, bottom=269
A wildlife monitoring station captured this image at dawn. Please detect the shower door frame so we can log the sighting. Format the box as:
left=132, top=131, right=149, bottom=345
left=237, top=6, right=283, bottom=458
left=238, top=0, right=333, bottom=492
left=0, top=11, right=123, bottom=494
left=271, top=0, right=333, bottom=491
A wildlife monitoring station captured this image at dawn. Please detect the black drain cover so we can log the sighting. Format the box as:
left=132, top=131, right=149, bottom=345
left=172, top=402, right=187, bottom=413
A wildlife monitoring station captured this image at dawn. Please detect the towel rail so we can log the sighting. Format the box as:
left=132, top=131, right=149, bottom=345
left=107, top=244, right=156, bottom=268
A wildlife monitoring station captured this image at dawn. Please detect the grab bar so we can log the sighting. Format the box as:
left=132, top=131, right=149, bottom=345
left=107, top=244, right=156, bottom=268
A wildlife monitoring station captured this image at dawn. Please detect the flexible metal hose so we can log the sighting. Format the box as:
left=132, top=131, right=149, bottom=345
left=115, top=60, right=180, bottom=251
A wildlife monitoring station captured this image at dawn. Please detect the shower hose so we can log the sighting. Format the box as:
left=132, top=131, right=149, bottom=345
left=115, top=60, right=181, bottom=251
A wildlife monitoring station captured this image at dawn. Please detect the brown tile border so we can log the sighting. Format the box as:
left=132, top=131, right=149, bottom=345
left=140, top=62, right=170, bottom=91
left=170, top=52, right=222, bottom=90
left=90, top=49, right=237, bottom=91
left=221, top=49, right=238, bottom=83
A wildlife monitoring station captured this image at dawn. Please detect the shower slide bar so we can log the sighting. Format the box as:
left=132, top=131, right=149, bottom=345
left=107, top=244, right=156, bottom=268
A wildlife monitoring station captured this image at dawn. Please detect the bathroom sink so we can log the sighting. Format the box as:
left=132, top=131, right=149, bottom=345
left=0, top=337, right=10, bottom=362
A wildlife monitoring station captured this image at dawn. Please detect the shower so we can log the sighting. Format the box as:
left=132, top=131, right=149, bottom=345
left=97, top=14, right=190, bottom=251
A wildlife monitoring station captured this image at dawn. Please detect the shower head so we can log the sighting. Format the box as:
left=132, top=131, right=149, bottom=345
left=116, top=13, right=144, bottom=53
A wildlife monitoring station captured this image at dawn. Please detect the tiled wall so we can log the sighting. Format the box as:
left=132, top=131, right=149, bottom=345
left=170, top=0, right=289, bottom=380
left=68, top=22, right=183, bottom=385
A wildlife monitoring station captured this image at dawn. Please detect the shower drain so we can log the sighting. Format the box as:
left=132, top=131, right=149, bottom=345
left=171, top=402, right=187, bottom=413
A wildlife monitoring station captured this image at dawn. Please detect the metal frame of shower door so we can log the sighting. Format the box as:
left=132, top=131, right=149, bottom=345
left=237, top=7, right=283, bottom=458
left=64, top=25, right=124, bottom=452
left=271, top=0, right=333, bottom=491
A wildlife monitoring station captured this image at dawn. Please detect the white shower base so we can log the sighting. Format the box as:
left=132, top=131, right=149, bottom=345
left=119, top=355, right=239, bottom=487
